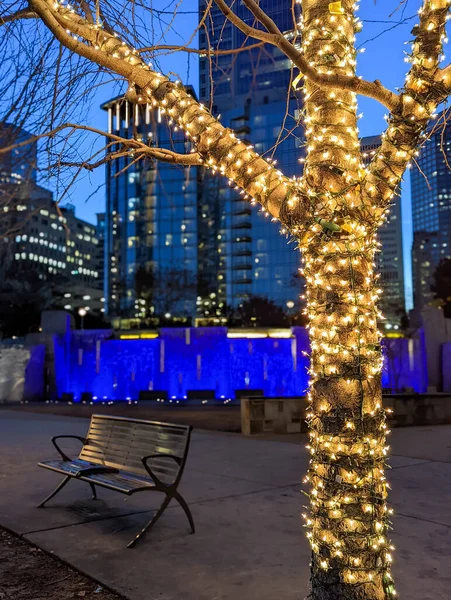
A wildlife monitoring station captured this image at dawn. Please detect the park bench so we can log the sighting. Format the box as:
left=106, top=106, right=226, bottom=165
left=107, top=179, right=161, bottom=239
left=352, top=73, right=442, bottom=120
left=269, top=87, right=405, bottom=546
left=37, top=414, right=194, bottom=548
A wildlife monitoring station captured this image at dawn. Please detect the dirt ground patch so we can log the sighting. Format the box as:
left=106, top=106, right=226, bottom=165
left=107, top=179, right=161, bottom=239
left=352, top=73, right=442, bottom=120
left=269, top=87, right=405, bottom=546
left=0, top=527, right=126, bottom=600
left=2, top=403, right=241, bottom=432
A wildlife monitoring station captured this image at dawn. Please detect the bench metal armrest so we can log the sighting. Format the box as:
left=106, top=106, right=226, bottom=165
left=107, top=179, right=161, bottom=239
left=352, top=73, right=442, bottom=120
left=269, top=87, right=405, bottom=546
left=51, top=435, right=87, bottom=461
left=141, top=453, right=181, bottom=489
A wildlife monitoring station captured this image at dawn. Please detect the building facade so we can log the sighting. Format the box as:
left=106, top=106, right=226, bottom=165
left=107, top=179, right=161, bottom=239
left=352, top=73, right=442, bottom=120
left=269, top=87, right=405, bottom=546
left=102, top=92, right=199, bottom=325
left=411, top=119, right=451, bottom=311
left=0, top=122, right=37, bottom=185
left=197, top=0, right=304, bottom=317
left=411, top=230, right=438, bottom=311
left=0, top=183, right=103, bottom=314
left=361, top=135, right=405, bottom=329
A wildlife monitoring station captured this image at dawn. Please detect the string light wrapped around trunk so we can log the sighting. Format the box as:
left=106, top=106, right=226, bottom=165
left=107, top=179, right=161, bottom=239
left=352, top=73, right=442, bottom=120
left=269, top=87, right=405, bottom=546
left=298, top=1, right=397, bottom=597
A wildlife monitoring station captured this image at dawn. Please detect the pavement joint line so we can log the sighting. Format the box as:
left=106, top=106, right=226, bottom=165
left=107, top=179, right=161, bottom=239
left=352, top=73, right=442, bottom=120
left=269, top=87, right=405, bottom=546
left=395, top=511, right=451, bottom=530
left=390, top=460, right=433, bottom=471
left=19, top=481, right=301, bottom=537
left=391, top=454, right=451, bottom=465
left=187, top=466, right=301, bottom=486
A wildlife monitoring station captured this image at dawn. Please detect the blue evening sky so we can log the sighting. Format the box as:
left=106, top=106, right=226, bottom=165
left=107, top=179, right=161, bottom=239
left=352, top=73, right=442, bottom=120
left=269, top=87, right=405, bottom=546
left=62, top=1, right=433, bottom=309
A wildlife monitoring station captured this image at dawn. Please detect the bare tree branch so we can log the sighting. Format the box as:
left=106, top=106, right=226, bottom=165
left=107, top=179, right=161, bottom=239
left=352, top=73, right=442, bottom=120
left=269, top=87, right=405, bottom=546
left=28, top=0, right=312, bottom=233
left=137, top=41, right=265, bottom=57
left=0, top=121, right=204, bottom=165
left=364, top=0, right=451, bottom=225
left=214, top=0, right=399, bottom=111
left=0, top=8, right=38, bottom=25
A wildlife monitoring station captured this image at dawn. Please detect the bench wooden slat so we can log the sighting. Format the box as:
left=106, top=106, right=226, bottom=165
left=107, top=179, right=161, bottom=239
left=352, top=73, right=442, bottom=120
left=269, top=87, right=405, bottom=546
left=83, top=434, right=185, bottom=453
left=82, top=445, right=180, bottom=472
left=87, top=426, right=187, bottom=448
left=85, top=431, right=186, bottom=453
left=79, top=451, right=147, bottom=473
left=80, top=446, right=179, bottom=473
left=80, top=442, right=183, bottom=464
left=87, top=431, right=186, bottom=451
left=89, top=416, right=190, bottom=436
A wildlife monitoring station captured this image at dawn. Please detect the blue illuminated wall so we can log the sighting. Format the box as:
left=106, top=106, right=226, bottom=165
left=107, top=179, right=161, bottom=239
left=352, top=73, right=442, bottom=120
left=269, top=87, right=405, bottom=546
left=53, top=327, right=427, bottom=401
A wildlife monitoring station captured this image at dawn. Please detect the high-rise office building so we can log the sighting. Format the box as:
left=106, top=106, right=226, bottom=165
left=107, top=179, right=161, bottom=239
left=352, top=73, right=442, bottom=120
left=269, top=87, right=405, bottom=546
left=95, top=212, right=106, bottom=293
left=361, top=135, right=405, bottom=328
left=411, top=118, right=451, bottom=311
left=197, top=0, right=304, bottom=315
left=102, top=91, right=199, bottom=325
left=0, top=186, right=103, bottom=313
left=0, top=122, right=37, bottom=184
left=0, top=123, right=102, bottom=310
left=0, top=123, right=104, bottom=321
left=411, top=230, right=437, bottom=311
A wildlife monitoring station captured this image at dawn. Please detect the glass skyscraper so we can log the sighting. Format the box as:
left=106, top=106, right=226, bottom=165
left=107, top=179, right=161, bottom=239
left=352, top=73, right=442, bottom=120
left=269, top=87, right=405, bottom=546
left=0, top=122, right=37, bottom=184
left=102, top=91, right=199, bottom=324
left=411, top=118, right=451, bottom=310
left=197, top=0, right=304, bottom=315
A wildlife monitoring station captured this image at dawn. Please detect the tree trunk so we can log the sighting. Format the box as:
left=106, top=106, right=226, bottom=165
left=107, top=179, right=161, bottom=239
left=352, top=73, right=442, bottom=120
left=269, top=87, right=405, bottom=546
left=299, top=1, right=396, bottom=598
left=303, top=237, right=394, bottom=600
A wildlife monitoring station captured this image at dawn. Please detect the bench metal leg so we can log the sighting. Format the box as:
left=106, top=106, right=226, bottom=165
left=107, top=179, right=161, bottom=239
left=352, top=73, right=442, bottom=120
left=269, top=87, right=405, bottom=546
left=173, top=491, right=195, bottom=534
left=127, top=494, right=172, bottom=549
left=37, top=475, right=71, bottom=508
left=89, top=483, right=97, bottom=500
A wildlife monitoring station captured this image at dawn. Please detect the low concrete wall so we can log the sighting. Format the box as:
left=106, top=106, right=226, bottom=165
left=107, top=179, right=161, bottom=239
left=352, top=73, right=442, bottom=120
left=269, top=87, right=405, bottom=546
left=241, top=397, right=307, bottom=435
left=0, top=344, right=45, bottom=403
left=241, top=393, right=451, bottom=435
left=384, top=393, right=451, bottom=427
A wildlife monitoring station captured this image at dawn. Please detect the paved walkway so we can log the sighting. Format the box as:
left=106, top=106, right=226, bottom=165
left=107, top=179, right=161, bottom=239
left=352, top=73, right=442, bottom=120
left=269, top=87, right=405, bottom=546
left=0, top=410, right=450, bottom=600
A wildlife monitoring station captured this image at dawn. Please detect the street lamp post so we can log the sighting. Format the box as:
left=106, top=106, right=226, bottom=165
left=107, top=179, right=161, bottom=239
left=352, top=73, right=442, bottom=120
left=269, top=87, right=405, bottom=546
left=78, top=308, right=87, bottom=330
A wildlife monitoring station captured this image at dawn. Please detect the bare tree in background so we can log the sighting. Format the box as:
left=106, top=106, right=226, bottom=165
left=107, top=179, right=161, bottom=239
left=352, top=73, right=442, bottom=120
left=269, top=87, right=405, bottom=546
left=2, top=0, right=451, bottom=597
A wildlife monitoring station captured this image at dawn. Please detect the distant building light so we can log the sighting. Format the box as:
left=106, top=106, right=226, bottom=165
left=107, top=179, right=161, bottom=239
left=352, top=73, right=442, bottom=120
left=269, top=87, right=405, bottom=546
left=64, top=293, right=71, bottom=298
left=64, top=304, right=72, bottom=310
left=83, top=295, right=91, bottom=300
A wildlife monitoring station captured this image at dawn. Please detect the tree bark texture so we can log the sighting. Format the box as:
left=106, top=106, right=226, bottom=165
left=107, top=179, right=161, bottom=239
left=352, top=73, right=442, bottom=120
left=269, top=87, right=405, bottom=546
left=300, top=1, right=395, bottom=598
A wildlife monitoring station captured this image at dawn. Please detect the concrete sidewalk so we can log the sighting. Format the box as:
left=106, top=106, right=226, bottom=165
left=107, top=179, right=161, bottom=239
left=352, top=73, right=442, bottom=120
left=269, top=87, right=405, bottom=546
left=0, top=410, right=450, bottom=600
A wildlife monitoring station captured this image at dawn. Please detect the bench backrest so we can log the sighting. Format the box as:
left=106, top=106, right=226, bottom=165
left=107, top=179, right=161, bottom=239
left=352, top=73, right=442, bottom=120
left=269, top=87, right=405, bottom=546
left=79, top=415, right=192, bottom=483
